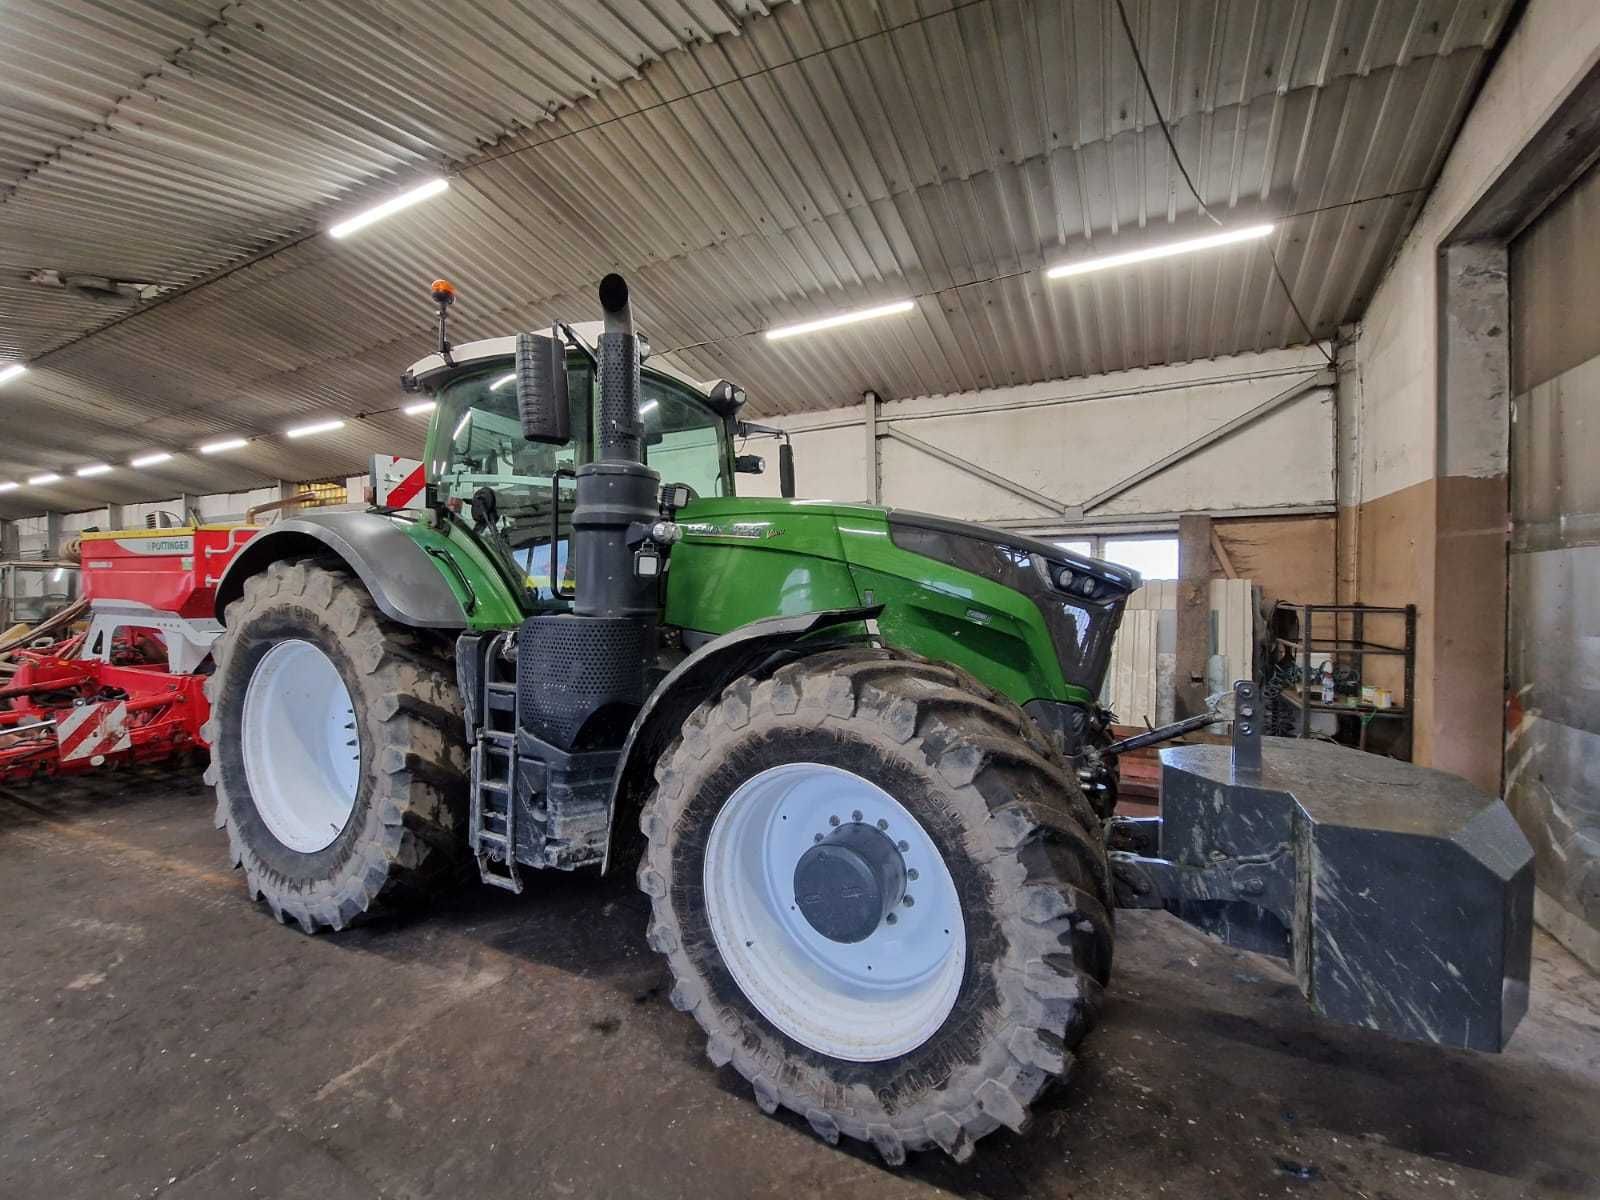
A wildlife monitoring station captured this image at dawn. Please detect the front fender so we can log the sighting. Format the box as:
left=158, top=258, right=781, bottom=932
left=214, top=510, right=520, bottom=629
left=601, top=605, right=882, bottom=872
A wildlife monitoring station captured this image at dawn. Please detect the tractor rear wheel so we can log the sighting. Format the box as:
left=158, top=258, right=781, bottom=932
left=637, top=647, right=1113, bottom=1164
left=203, top=558, right=468, bottom=933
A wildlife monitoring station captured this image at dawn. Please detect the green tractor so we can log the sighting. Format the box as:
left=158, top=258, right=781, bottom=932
left=203, top=275, right=1533, bottom=1164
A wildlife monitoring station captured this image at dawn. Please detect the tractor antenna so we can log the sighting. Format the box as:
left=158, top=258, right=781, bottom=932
left=431, top=279, right=457, bottom=366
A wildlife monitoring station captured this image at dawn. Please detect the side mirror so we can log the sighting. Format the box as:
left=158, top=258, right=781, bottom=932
left=778, top=441, right=796, bottom=498
left=515, top=332, right=571, bottom=445
left=735, top=454, right=764, bottom=475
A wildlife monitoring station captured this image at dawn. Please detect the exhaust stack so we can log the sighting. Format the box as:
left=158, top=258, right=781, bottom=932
left=595, top=273, right=643, bottom=464
left=519, top=275, right=662, bottom=751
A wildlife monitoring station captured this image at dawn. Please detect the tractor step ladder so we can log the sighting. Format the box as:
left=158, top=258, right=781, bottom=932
left=469, top=677, right=523, bottom=893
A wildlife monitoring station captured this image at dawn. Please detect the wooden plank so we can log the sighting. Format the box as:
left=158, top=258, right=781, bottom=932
left=1204, top=578, right=1256, bottom=690
left=1211, top=527, right=1239, bottom=578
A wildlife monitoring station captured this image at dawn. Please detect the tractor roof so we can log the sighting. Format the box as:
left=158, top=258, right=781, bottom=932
left=405, top=324, right=713, bottom=397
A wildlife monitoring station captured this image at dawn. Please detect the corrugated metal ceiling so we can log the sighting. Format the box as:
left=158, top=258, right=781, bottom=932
left=0, top=0, right=1513, bottom=516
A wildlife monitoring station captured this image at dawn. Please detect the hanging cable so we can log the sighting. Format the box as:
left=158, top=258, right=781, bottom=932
left=1112, top=0, right=1334, bottom=365
left=1112, top=0, right=1221, bottom=228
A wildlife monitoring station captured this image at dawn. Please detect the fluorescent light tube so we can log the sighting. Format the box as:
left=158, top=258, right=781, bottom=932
left=200, top=438, right=248, bottom=455
left=328, top=177, right=449, bottom=239
left=29, top=472, right=61, bottom=485
left=1046, top=224, right=1276, bottom=280
left=0, top=481, right=18, bottom=492
left=286, top=418, right=346, bottom=439
left=404, top=400, right=437, bottom=415
left=765, top=299, right=915, bottom=341
left=130, top=452, right=173, bottom=468
left=0, top=363, right=26, bottom=386
left=75, top=464, right=112, bottom=477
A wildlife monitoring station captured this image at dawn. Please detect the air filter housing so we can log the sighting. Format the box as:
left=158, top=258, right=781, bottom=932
left=516, top=614, right=652, bottom=750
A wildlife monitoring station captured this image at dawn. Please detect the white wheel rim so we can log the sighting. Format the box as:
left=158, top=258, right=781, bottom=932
left=702, top=762, right=966, bottom=1062
left=241, top=639, right=361, bottom=853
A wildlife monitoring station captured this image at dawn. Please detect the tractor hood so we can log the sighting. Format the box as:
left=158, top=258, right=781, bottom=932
left=674, top=496, right=1141, bottom=594
left=663, top=496, right=1139, bottom=710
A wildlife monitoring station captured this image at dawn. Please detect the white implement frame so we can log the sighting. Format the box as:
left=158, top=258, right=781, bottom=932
left=82, top=599, right=223, bottom=675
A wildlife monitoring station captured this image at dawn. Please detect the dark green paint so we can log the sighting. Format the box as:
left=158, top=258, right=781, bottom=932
left=662, top=497, right=1095, bottom=708
left=392, top=512, right=525, bottom=631
left=402, top=349, right=1094, bottom=707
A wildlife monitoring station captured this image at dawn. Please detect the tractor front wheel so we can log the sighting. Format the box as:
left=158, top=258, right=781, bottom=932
left=203, top=558, right=468, bottom=933
left=638, top=648, right=1113, bottom=1164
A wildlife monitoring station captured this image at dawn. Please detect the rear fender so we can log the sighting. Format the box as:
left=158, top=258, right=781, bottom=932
left=601, top=605, right=882, bottom=872
left=213, top=510, right=519, bottom=629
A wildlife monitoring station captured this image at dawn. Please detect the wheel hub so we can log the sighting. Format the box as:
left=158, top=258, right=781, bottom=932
left=793, top=822, right=906, bottom=943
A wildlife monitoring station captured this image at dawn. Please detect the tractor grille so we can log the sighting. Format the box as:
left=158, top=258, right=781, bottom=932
left=887, top=511, right=1135, bottom=697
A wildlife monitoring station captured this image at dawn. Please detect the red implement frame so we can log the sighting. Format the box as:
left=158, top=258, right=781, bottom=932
left=0, top=646, right=209, bottom=782
left=0, top=521, right=260, bottom=784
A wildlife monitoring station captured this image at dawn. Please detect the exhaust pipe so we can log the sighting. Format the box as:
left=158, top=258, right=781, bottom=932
left=599, top=272, right=634, bottom=335
left=595, top=273, right=642, bottom=463
left=520, top=274, right=661, bottom=750
left=574, top=274, right=657, bottom=621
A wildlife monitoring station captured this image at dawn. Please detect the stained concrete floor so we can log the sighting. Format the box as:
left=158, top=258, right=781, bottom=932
left=2, top=770, right=1598, bottom=1200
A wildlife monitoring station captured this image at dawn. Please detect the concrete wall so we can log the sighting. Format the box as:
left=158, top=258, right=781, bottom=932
left=743, top=345, right=1335, bottom=529
left=1338, top=0, right=1600, bottom=791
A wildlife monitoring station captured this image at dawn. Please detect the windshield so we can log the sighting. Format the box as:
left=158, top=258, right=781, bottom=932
left=427, top=359, right=731, bottom=603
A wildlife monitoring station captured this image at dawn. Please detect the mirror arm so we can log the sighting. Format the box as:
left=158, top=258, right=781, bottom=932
left=553, top=320, right=599, bottom=368
left=735, top=421, right=796, bottom=499
left=736, top=419, right=788, bottom=444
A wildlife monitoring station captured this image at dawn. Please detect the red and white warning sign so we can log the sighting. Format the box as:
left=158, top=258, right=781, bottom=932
left=373, top=455, right=426, bottom=509
left=56, top=701, right=133, bottom=764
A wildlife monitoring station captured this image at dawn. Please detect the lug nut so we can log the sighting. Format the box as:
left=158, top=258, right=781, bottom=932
left=813, top=833, right=823, bottom=843
left=876, top=818, right=888, bottom=830
left=897, top=840, right=909, bottom=852
left=902, top=895, right=915, bottom=908
left=851, top=810, right=863, bottom=822
left=829, top=815, right=840, bottom=827
left=885, top=913, right=898, bottom=925
left=907, top=868, right=919, bottom=881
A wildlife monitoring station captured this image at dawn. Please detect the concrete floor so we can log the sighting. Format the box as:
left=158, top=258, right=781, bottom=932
left=2, top=771, right=1598, bottom=1200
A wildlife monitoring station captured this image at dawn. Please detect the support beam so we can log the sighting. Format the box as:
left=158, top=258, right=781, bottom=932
left=880, top=424, right=1076, bottom=517
left=862, top=390, right=879, bottom=504
left=1176, top=514, right=1213, bottom=720
left=1081, top=370, right=1334, bottom=513
left=44, top=512, right=63, bottom=561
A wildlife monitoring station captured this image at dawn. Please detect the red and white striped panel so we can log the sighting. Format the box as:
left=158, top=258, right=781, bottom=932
left=374, top=455, right=426, bottom=508
left=56, top=702, right=133, bottom=764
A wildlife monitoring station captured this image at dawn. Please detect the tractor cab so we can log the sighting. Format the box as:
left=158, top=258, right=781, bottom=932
left=402, top=321, right=746, bottom=604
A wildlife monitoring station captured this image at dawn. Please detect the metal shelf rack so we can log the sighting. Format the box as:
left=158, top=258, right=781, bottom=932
left=1274, top=602, right=1416, bottom=756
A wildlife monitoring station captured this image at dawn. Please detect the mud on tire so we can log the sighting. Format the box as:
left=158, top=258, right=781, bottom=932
left=202, top=558, right=468, bottom=933
left=637, top=647, right=1114, bottom=1164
